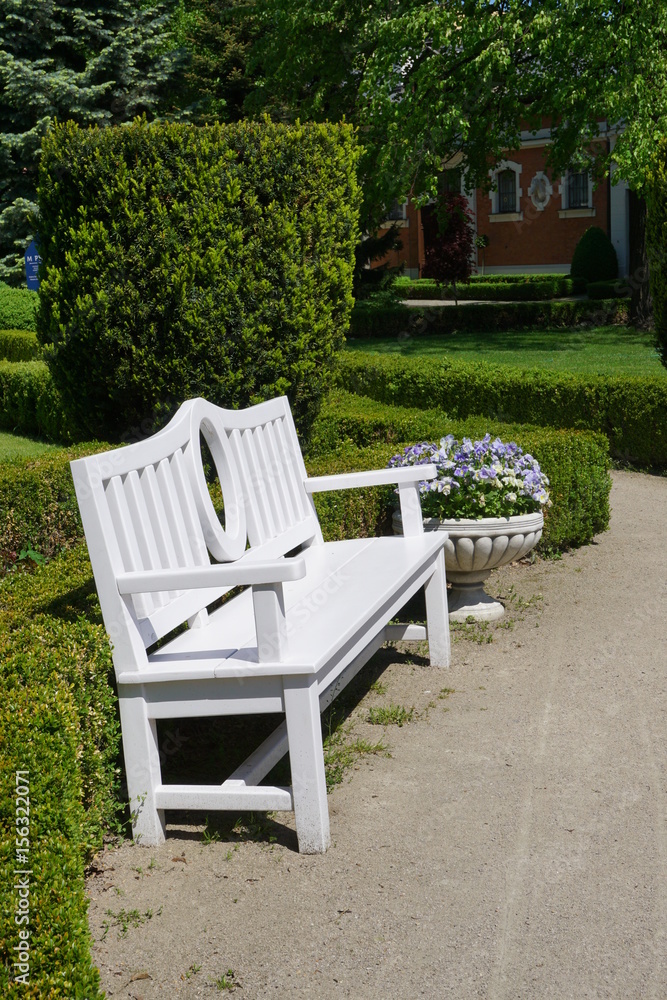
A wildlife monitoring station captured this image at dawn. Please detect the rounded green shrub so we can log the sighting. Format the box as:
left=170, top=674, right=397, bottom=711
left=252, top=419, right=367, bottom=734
left=37, top=119, right=361, bottom=442
left=0, top=284, right=37, bottom=331
left=570, top=226, right=618, bottom=283
left=0, top=329, right=41, bottom=361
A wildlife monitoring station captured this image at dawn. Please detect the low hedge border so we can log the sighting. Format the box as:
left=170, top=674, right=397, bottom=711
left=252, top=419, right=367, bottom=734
left=0, top=361, right=71, bottom=442
left=587, top=280, right=630, bottom=300
left=349, top=298, right=629, bottom=338
left=309, top=390, right=611, bottom=553
left=0, top=331, right=41, bottom=362
left=394, top=274, right=572, bottom=286
left=0, top=547, right=120, bottom=999
left=0, top=443, right=108, bottom=567
left=1, top=386, right=613, bottom=568
left=336, top=352, right=667, bottom=466
left=0, top=285, right=37, bottom=332
left=395, top=278, right=577, bottom=301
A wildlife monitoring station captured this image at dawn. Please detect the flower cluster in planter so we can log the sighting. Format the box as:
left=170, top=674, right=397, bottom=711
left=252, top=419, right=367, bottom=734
left=388, top=434, right=551, bottom=519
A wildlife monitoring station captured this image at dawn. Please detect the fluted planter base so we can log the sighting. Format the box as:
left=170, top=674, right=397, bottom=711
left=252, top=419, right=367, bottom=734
left=393, top=510, right=544, bottom=622
left=446, top=575, right=505, bottom=622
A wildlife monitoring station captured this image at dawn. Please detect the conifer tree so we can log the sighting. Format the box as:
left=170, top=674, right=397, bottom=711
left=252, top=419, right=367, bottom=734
left=0, top=1, right=181, bottom=284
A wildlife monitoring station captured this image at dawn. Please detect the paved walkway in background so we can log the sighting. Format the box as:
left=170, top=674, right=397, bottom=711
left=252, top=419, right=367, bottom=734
left=87, top=470, right=667, bottom=999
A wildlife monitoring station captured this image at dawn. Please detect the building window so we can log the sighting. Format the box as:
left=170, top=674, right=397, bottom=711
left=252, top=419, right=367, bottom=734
left=441, top=169, right=461, bottom=196
left=497, top=169, right=517, bottom=213
left=488, top=160, right=523, bottom=219
left=386, top=199, right=407, bottom=221
left=567, top=171, right=589, bottom=209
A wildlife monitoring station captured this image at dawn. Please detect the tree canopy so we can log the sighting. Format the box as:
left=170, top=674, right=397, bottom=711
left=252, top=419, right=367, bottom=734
left=0, top=0, right=181, bottom=283
left=249, top=1, right=667, bottom=225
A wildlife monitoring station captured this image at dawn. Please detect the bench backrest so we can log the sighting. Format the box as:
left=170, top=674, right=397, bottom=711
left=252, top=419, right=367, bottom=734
left=71, top=396, right=320, bottom=671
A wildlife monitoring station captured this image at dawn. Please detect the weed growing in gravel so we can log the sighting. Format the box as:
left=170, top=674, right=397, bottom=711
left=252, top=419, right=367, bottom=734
left=323, top=711, right=388, bottom=789
left=215, top=968, right=240, bottom=991
left=202, top=818, right=221, bottom=844
left=497, top=584, right=543, bottom=610
left=367, top=704, right=415, bottom=727
left=451, top=619, right=494, bottom=644
left=438, top=687, right=455, bottom=699
left=102, top=906, right=162, bottom=939
left=186, top=963, right=202, bottom=978
left=370, top=680, right=387, bottom=695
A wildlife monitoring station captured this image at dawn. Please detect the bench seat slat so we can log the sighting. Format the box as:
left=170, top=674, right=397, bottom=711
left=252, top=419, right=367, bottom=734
left=146, top=535, right=446, bottom=675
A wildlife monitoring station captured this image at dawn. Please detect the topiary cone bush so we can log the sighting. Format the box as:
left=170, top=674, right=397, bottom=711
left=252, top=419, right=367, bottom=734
left=37, top=118, right=361, bottom=442
left=646, top=140, right=667, bottom=369
left=570, top=225, right=618, bottom=284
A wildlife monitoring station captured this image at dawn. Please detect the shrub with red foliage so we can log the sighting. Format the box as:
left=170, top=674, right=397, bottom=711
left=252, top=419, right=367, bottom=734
left=422, top=194, right=475, bottom=302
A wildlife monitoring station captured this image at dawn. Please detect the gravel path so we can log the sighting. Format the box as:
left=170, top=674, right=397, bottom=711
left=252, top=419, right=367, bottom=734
left=87, top=470, right=667, bottom=999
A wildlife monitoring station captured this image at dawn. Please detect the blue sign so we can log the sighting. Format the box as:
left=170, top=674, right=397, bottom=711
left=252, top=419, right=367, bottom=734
left=24, top=239, right=41, bottom=291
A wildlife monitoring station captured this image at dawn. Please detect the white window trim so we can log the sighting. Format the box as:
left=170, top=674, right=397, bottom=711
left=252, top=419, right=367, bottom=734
left=488, top=160, right=523, bottom=216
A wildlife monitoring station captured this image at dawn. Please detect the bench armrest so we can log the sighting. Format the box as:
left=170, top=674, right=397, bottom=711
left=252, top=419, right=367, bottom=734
left=117, top=558, right=306, bottom=595
left=304, top=464, right=437, bottom=494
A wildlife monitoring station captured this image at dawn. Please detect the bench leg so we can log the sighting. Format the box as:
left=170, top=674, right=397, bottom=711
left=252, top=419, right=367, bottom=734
left=119, top=694, right=166, bottom=846
left=283, top=675, right=331, bottom=854
left=425, top=549, right=451, bottom=667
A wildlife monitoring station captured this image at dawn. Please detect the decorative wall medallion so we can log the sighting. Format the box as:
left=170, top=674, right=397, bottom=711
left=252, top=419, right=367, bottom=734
left=528, top=172, right=553, bottom=211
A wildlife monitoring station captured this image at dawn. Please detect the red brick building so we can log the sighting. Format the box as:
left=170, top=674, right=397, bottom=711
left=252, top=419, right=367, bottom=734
left=374, top=123, right=630, bottom=279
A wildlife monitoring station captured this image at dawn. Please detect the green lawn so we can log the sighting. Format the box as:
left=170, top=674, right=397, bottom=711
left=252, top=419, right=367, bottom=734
left=0, top=430, right=58, bottom=462
left=346, top=325, right=666, bottom=377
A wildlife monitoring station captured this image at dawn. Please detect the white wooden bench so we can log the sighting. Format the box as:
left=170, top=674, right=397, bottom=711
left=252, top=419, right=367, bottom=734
left=71, top=396, right=450, bottom=853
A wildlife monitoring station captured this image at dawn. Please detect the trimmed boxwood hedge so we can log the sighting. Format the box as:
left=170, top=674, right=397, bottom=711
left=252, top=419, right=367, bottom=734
left=0, top=547, right=119, bottom=999
left=337, top=352, right=667, bottom=466
left=38, top=117, right=360, bottom=442
left=349, top=298, right=629, bottom=338
left=0, top=443, right=108, bottom=567
left=0, top=361, right=71, bottom=442
left=0, top=284, right=37, bottom=332
left=395, top=274, right=570, bottom=287
left=395, top=277, right=576, bottom=301
left=0, top=331, right=41, bottom=362
left=308, top=390, right=611, bottom=553
left=587, top=280, right=629, bottom=300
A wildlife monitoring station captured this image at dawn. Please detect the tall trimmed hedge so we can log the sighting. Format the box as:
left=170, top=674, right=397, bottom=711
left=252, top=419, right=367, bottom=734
left=337, top=352, right=667, bottom=466
left=646, top=142, right=667, bottom=369
left=37, top=118, right=361, bottom=441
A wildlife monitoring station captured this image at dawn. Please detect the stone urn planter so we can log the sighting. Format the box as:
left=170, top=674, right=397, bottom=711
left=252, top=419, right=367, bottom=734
left=393, top=510, right=544, bottom=621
